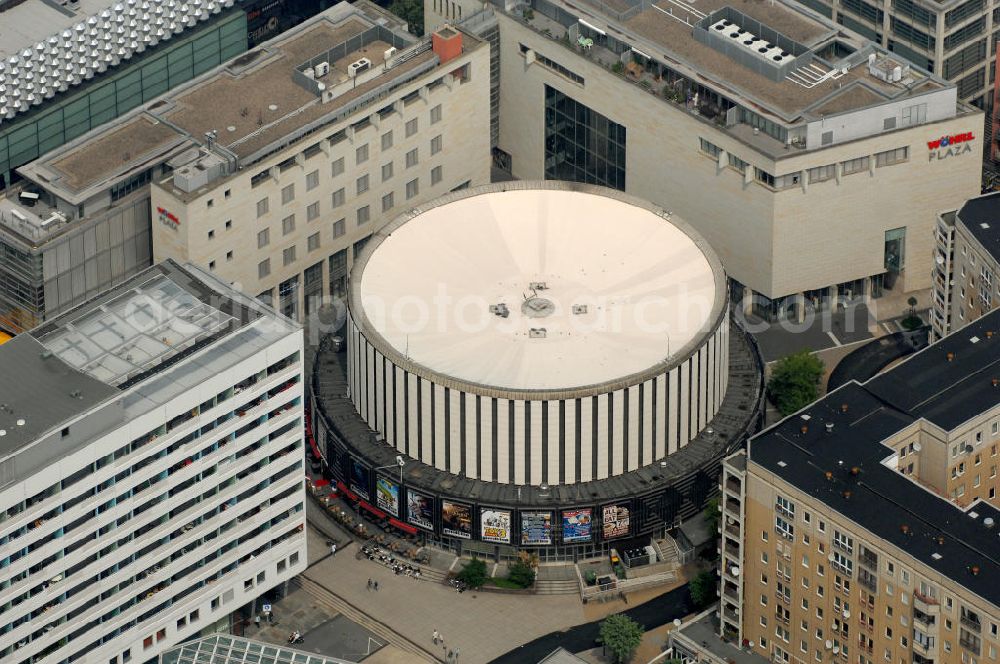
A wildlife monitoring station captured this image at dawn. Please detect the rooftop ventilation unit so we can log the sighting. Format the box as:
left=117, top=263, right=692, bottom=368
left=528, top=328, right=547, bottom=338
left=314, top=61, right=330, bottom=77
left=347, top=58, right=371, bottom=77
left=384, top=47, right=397, bottom=61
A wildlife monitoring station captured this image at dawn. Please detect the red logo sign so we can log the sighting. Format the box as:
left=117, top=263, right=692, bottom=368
left=927, top=132, right=975, bottom=150
left=157, top=206, right=180, bottom=230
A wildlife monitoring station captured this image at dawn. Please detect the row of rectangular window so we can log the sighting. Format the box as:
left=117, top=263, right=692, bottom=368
left=250, top=103, right=444, bottom=191
left=2, top=440, right=303, bottom=651
left=255, top=135, right=442, bottom=220
left=257, top=172, right=433, bottom=279
left=699, top=138, right=909, bottom=188
left=0, top=354, right=299, bottom=543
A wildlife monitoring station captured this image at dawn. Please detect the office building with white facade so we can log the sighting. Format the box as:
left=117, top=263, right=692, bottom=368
left=146, top=2, right=490, bottom=320
left=431, top=0, right=984, bottom=319
left=0, top=259, right=307, bottom=664
left=0, top=1, right=490, bottom=334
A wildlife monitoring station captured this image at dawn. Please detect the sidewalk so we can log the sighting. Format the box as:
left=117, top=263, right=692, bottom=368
left=302, top=526, right=589, bottom=664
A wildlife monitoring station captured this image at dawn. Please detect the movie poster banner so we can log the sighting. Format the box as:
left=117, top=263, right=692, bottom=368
left=602, top=503, right=631, bottom=540
left=349, top=457, right=370, bottom=501
left=441, top=500, right=473, bottom=539
left=375, top=476, right=399, bottom=517
left=406, top=489, right=434, bottom=531
left=481, top=508, right=512, bottom=544
left=562, top=508, right=593, bottom=543
left=520, top=511, right=552, bottom=545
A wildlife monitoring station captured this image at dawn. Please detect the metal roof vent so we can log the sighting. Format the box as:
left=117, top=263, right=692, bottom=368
left=528, top=328, right=547, bottom=339
left=984, top=517, right=995, bottom=528
left=572, top=304, right=588, bottom=314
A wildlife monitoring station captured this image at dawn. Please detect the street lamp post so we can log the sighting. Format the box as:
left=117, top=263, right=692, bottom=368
left=374, top=455, right=406, bottom=487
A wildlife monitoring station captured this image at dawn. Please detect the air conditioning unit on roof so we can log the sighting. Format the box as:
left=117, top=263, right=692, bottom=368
left=347, top=57, right=371, bottom=77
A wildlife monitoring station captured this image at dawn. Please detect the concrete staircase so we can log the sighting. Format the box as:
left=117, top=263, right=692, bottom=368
left=533, top=577, right=580, bottom=595
left=295, top=574, right=441, bottom=662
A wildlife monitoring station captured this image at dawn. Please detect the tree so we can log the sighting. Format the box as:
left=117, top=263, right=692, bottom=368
left=388, top=0, right=424, bottom=36
left=456, top=557, right=488, bottom=589
left=704, top=496, right=720, bottom=545
left=688, top=569, right=716, bottom=609
left=507, top=559, right=536, bottom=588
left=597, top=613, right=645, bottom=664
left=767, top=350, right=825, bottom=416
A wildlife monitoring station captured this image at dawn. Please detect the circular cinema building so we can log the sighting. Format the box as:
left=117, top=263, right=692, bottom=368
left=310, top=183, right=764, bottom=558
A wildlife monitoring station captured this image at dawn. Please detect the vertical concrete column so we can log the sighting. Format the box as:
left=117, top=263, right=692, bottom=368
left=741, top=287, right=753, bottom=316
left=793, top=292, right=806, bottom=324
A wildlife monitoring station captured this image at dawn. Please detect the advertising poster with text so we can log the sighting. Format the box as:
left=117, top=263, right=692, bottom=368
left=602, top=503, right=631, bottom=540
left=442, top=500, right=473, bottom=539
left=407, top=489, right=434, bottom=531
left=520, top=511, right=552, bottom=545
left=481, top=508, right=512, bottom=544
left=562, top=508, right=593, bottom=543
left=349, top=458, right=370, bottom=501
left=375, top=477, right=399, bottom=517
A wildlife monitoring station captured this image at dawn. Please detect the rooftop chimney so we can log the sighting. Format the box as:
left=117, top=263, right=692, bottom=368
left=432, top=26, right=463, bottom=65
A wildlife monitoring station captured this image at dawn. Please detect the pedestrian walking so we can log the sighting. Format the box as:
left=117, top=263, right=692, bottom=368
left=367, top=578, right=373, bottom=591
left=432, top=629, right=439, bottom=645
left=254, top=615, right=261, bottom=628
left=374, top=581, right=380, bottom=591
left=330, top=543, right=337, bottom=556
left=454, top=647, right=460, bottom=662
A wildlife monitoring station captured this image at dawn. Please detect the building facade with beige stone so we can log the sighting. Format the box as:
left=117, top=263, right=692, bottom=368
left=720, top=309, right=1000, bottom=664
left=148, top=8, right=491, bottom=319
left=0, top=1, right=490, bottom=332
left=432, top=0, right=984, bottom=319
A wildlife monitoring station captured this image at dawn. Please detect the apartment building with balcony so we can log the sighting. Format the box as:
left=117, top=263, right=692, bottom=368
left=931, top=191, right=1000, bottom=339
left=719, top=307, right=1000, bottom=663
left=431, top=0, right=983, bottom=319
left=0, top=259, right=307, bottom=664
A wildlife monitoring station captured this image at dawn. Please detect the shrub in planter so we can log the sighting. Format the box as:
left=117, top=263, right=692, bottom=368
left=456, top=558, right=489, bottom=589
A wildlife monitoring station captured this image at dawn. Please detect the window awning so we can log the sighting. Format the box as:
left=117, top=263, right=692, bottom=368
left=359, top=501, right=386, bottom=520
left=389, top=518, right=418, bottom=535
left=312, top=479, right=331, bottom=488
left=337, top=481, right=358, bottom=502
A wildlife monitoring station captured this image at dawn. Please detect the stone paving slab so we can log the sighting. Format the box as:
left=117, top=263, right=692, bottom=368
left=304, top=528, right=588, bottom=664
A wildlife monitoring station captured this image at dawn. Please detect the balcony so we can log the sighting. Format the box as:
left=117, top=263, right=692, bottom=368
left=913, top=591, right=940, bottom=614
left=725, top=477, right=742, bottom=495
left=913, top=609, right=936, bottom=631
left=725, top=523, right=741, bottom=538
left=959, top=634, right=981, bottom=655
left=960, top=615, right=982, bottom=633
left=725, top=498, right=741, bottom=515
